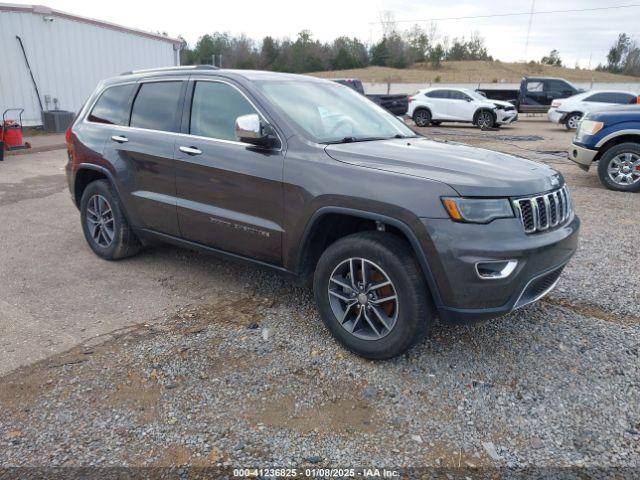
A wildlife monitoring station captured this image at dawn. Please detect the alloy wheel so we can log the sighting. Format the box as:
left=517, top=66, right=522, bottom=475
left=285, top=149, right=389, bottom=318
left=327, top=258, right=399, bottom=341
left=85, top=194, right=115, bottom=248
left=566, top=115, right=581, bottom=129
left=607, top=152, right=640, bottom=186
left=415, top=111, right=429, bottom=127
left=477, top=112, right=492, bottom=128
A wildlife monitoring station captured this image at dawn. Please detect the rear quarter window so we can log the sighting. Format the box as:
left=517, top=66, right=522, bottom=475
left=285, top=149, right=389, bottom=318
left=130, top=81, right=183, bottom=132
left=87, top=84, right=136, bottom=125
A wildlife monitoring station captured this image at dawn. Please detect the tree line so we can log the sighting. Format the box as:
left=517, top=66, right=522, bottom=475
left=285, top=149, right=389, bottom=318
left=178, top=23, right=492, bottom=73
left=177, top=26, right=640, bottom=77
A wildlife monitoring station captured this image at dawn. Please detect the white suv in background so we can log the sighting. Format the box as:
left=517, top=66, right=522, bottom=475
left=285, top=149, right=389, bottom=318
left=548, top=90, right=638, bottom=130
left=408, top=87, right=518, bottom=128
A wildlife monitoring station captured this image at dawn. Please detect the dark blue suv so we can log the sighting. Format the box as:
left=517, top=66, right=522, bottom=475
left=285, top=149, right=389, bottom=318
left=569, top=104, right=640, bottom=191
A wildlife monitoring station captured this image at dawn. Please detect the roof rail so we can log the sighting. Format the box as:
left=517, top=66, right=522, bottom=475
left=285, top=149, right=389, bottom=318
left=120, top=65, right=220, bottom=75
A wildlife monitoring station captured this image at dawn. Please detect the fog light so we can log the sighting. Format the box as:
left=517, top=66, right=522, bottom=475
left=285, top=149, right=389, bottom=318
left=475, top=260, right=518, bottom=280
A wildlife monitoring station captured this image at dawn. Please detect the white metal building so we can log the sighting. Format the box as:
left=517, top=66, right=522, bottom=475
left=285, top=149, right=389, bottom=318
left=0, top=3, right=181, bottom=125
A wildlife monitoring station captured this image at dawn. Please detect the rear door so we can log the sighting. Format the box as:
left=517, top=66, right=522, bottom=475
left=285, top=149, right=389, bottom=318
left=425, top=90, right=450, bottom=119
left=101, top=79, right=187, bottom=236
left=173, top=78, right=284, bottom=265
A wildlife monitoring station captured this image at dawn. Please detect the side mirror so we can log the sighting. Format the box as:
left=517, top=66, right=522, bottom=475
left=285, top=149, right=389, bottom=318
left=235, top=114, right=278, bottom=148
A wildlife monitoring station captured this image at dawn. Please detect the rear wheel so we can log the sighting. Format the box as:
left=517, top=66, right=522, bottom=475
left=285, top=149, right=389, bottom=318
left=564, top=112, right=582, bottom=130
left=413, top=109, right=431, bottom=127
left=80, top=180, right=141, bottom=260
left=597, top=143, right=640, bottom=192
left=313, top=231, right=433, bottom=359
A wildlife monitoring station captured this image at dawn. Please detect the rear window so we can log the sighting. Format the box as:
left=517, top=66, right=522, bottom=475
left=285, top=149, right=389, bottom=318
left=87, top=84, right=135, bottom=125
left=130, top=81, right=183, bottom=132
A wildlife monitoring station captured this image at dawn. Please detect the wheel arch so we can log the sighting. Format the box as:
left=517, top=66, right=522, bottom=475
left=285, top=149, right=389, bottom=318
left=594, top=133, right=640, bottom=161
left=473, top=108, right=496, bottom=124
left=295, top=207, right=443, bottom=308
left=412, top=106, right=432, bottom=118
left=73, top=164, right=115, bottom=208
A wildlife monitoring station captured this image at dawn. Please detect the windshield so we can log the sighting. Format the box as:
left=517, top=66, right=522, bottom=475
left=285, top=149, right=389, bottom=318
left=255, top=80, right=416, bottom=143
left=464, top=89, right=490, bottom=102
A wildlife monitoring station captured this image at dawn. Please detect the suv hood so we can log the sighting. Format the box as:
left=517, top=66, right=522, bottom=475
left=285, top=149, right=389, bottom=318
left=325, top=137, right=562, bottom=197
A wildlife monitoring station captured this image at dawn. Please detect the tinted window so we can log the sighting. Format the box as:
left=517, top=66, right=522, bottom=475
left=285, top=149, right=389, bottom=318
left=190, top=81, right=257, bottom=141
left=584, top=92, right=614, bottom=103
left=426, top=90, right=448, bottom=99
left=546, top=80, right=573, bottom=92
left=449, top=90, right=468, bottom=100
left=526, top=81, right=543, bottom=92
left=130, top=82, right=183, bottom=132
left=612, top=93, right=638, bottom=105
left=88, top=84, right=135, bottom=125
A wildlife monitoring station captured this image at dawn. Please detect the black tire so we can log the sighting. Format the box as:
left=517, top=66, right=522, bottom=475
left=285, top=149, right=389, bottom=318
left=80, top=179, right=141, bottom=260
left=313, top=231, right=434, bottom=360
left=474, top=109, right=495, bottom=129
left=413, top=109, right=431, bottom=127
left=597, top=142, right=640, bottom=192
left=431, top=121, right=442, bottom=126
left=564, top=112, right=582, bottom=130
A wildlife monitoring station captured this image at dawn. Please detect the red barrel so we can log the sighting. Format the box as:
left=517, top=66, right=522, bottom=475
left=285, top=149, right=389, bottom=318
left=1, top=122, right=23, bottom=149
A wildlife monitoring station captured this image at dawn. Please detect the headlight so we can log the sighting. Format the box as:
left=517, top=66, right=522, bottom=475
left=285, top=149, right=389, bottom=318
left=442, top=197, right=514, bottom=224
left=576, top=119, right=603, bottom=141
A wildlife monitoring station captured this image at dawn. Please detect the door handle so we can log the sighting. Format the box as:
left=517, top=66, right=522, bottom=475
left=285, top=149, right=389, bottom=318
left=179, top=146, right=202, bottom=156
left=110, top=135, right=128, bottom=143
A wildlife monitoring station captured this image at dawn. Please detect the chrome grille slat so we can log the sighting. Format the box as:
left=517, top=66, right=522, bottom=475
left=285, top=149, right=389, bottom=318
left=514, top=186, right=572, bottom=234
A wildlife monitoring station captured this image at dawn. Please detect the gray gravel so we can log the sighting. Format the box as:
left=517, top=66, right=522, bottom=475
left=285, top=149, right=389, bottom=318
left=1, top=119, right=639, bottom=470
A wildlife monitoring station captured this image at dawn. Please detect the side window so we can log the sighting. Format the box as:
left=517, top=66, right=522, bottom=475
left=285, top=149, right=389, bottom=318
left=87, top=84, right=135, bottom=125
left=584, top=93, right=612, bottom=103
left=190, top=81, right=257, bottom=141
left=526, top=81, right=543, bottom=92
left=613, top=93, right=637, bottom=104
left=426, top=90, right=445, bottom=99
left=130, top=81, right=183, bottom=132
left=449, top=91, right=467, bottom=100
left=546, top=80, right=574, bottom=93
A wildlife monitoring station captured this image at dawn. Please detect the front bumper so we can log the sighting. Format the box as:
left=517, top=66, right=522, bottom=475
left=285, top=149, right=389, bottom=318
left=568, top=142, right=598, bottom=170
left=496, top=110, right=518, bottom=125
left=419, top=214, right=580, bottom=324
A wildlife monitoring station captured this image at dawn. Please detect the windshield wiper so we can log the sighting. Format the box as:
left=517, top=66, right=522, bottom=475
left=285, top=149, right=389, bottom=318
left=325, top=136, right=397, bottom=145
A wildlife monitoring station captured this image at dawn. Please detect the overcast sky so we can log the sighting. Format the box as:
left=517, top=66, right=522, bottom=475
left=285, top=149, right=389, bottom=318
left=10, top=0, right=640, bottom=67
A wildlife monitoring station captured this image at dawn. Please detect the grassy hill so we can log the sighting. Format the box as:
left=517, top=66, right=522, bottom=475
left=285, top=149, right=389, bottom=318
left=310, top=61, right=639, bottom=84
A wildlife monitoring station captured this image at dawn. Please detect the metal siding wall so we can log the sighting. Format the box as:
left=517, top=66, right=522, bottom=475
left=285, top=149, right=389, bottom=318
left=0, top=10, right=177, bottom=125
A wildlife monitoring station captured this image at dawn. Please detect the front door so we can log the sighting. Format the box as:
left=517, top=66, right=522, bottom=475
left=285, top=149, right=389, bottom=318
left=174, top=79, right=284, bottom=265
left=446, top=90, right=476, bottom=120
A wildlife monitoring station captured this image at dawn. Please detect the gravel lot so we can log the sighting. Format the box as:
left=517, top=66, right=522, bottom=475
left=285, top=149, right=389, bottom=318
left=0, top=117, right=638, bottom=473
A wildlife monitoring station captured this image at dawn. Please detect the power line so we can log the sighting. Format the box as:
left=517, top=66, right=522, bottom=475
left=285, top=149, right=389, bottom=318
left=368, top=3, right=640, bottom=24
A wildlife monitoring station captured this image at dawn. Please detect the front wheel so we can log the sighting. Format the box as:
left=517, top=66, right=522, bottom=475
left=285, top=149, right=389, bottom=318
left=313, top=231, right=433, bottom=359
left=475, top=110, right=495, bottom=129
left=597, top=143, right=640, bottom=192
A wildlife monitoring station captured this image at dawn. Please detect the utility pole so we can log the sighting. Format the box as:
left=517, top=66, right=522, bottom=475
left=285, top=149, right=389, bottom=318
left=524, top=0, right=536, bottom=61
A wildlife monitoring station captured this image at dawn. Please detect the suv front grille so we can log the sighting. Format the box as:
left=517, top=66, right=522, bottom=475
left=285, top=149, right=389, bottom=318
left=513, top=185, right=572, bottom=234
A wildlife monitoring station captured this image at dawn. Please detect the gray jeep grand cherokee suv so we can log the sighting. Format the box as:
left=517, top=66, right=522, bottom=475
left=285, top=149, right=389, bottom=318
left=66, top=66, right=580, bottom=359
